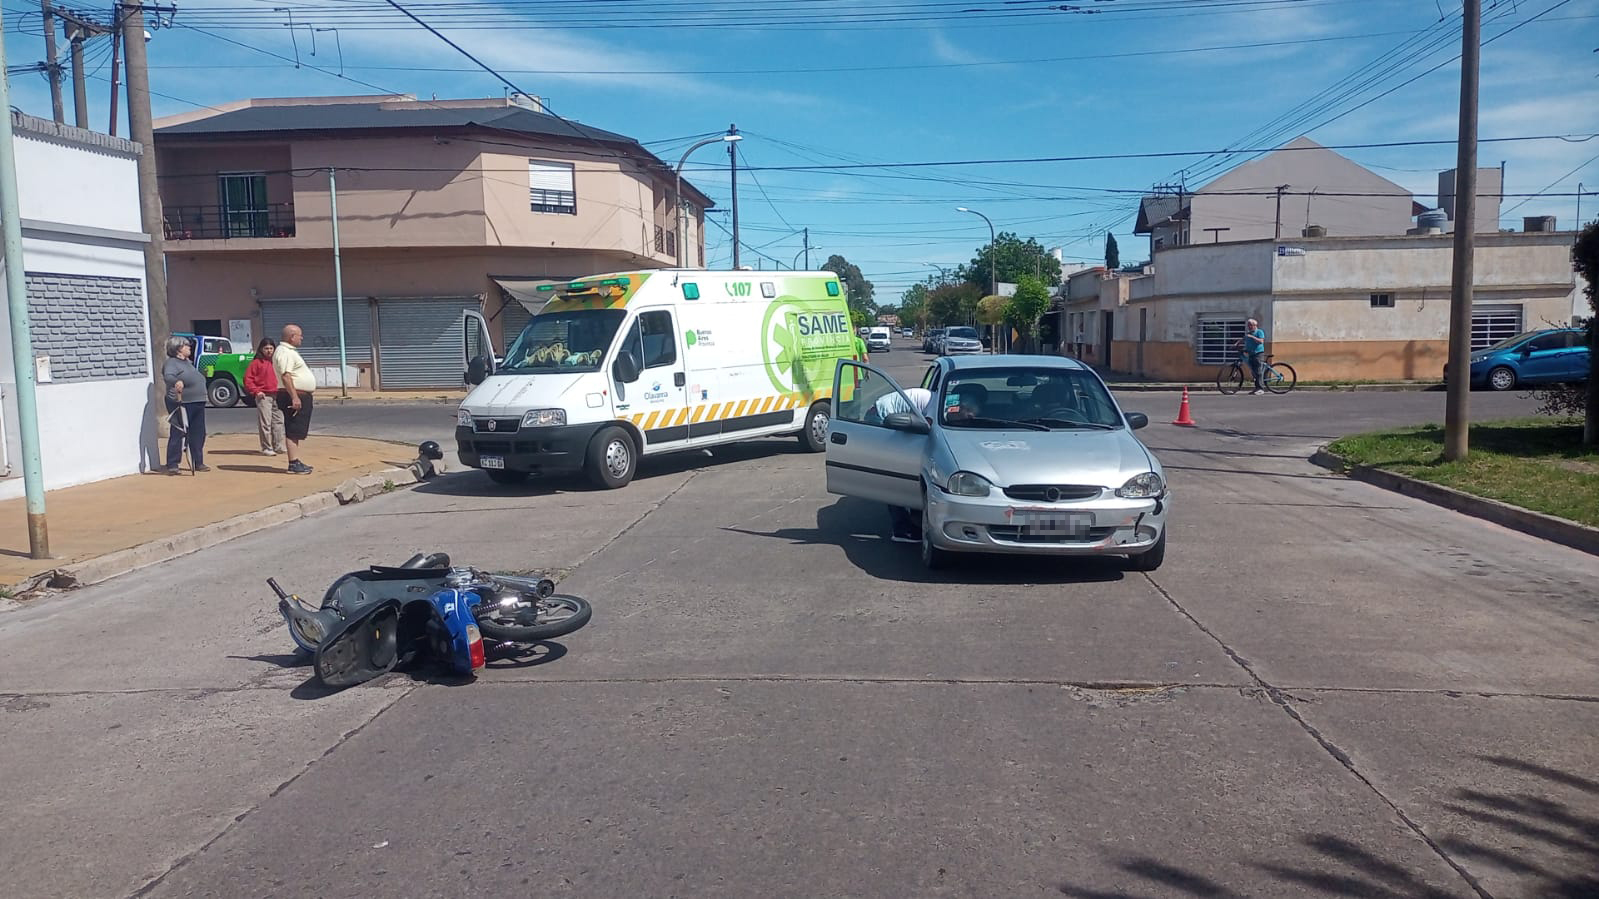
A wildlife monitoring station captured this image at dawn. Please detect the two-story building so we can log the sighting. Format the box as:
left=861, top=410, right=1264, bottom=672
left=154, top=94, right=715, bottom=389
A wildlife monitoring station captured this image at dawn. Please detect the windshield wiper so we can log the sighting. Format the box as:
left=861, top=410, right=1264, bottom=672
left=949, top=416, right=1050, bottom=432
left=1020, top=418, right=1116, bottom=430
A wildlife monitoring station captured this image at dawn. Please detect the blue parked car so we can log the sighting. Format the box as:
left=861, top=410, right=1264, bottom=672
left=1467, top=328, right=1590, bottom=391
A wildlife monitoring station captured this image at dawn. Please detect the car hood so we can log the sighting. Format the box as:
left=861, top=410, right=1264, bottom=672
left=463, top=372, right=591, bottom=416
left=936, top=426, right=1155, bottom=487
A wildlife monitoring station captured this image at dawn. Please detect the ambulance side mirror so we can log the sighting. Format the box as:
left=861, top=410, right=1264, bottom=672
left=612, top=352, right=640, bottom=384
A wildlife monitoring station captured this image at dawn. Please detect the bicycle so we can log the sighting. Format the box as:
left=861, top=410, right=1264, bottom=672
left=1216, top=351, right=1297, bottom=395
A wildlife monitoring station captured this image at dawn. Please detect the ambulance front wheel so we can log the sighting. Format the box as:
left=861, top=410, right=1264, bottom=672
left=798, top=402, right=830, bottom=453
left=586, top=426, right=637, bottom=489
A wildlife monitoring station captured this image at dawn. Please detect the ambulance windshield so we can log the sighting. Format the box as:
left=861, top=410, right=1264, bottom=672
left=502, top=309, right=626, bottom=373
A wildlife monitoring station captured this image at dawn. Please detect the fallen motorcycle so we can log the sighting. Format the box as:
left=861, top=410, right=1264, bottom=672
left=270, top=552, right=591, bottom=688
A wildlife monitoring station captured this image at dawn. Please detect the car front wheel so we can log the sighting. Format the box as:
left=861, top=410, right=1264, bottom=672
left=1126, top=532, right=1166, bottom=572
left=1487, top=366, right=1517, bottom=391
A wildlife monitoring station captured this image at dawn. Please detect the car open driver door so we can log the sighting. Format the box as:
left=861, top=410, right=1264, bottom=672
left=824, top=360, right=927, bottom=510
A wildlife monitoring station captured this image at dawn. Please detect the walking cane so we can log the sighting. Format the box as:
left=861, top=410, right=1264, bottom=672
left=170, top=404, right=194, bottom=475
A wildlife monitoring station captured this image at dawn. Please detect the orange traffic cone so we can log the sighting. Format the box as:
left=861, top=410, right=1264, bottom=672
left=1171, top=386, right=1197, bottom=427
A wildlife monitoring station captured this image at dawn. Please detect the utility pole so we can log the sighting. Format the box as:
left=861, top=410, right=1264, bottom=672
left=1444, top=0, right=1480, bottom=462
left=69, top=24, right=87, bottom=128
left=107, top=26, right=121, bottom=136
left=728, top=123, right=740, bottom=269
left=120, top=2, right=172, bottom=458
left=1205, top=227, right=1231, bottom=243
left=0, top=8, right=53, bottom=557
left=40, top=0, right=64, bottom=123
left=802, top=226, right=810, bottom=270
left=1274, top=185, right=1289, bottom=240
left=328, top=168, right=349, bottom=398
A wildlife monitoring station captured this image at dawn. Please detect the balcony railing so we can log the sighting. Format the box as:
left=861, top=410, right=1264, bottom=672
left=162, top=204, right=296, bottom=240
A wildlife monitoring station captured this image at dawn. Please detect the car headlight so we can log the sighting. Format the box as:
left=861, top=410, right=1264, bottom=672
left=946, top=471, right=993, bottom=497
left=1470, top=356, right=1487, bottom=364
left=1116, top=472, right=1165, bottom=498
left=521, top=408, right=567, bottom=428
left=457, top=408, right=473, bottom=427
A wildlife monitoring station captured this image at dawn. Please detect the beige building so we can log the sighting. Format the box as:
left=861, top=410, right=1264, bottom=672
left=1103, top=232, right=1580, bottom=382
left=1134, top=137, right=1504, bottom=256
left=154, top=94, right=714, bottom=388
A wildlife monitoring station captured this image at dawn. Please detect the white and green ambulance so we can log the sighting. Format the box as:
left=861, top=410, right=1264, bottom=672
left=458, top=270, right=860, bottom=488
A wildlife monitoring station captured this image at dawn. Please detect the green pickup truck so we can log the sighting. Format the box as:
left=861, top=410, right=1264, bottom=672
left=175, top=332, right=254, bottom=407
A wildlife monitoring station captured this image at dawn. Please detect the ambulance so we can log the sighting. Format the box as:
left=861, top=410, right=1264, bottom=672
left=457, top=270, right=860, bottom=488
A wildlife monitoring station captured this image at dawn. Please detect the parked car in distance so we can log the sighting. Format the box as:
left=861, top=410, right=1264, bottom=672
left=924, top=328, right=946, bottom=354
left=940, top=326, right=983, bottom=356
left=901, top=328, right=915, bottom=338
left=1463, top=328, right=1590, bottom=391
left=867, top=326, right=893, bottom=352
left=824, top=354, right=1167, bottom=571
left=173, top=332, right=254, bottom=407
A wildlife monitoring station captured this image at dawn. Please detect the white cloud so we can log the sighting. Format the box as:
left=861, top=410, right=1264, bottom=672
left=928, top=31, right=988, bottom=67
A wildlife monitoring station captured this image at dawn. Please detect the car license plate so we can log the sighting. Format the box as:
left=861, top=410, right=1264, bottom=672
left=480, top=455, right=505, bottom=470
left=1009, top=510, right=1092, bottom=535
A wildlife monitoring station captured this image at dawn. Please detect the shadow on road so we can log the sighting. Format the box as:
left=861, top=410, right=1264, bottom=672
left=1052, top=754, right=1599, bottom=898
left=414, top=439, right=816, bottom=498
left=725, top=496, right=1127, bottom=585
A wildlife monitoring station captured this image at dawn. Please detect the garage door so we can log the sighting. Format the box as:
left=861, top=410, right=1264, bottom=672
left=499, top=297, right=533, bottom=348
left=260, top=298, right=373, bottom=364
left=1471, top=305, right=1523, bottom=350
left=375, top=297, right=481, bottom=388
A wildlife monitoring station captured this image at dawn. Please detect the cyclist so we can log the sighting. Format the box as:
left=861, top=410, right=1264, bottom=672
left=1233, top=318, right=1268, bottom=395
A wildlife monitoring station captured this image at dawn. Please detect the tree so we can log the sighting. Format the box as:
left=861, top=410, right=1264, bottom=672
left=823, top=254, right=875, bottom=311
left=1105, top=233, right=1120, bottom=271
left=1572, top=220, right=1598, bottom=445
left=963, top=233, right=1062, bottom=291
left=1003, top=275, right=1053, bottom=353
left=927, top=282, right=981, bottom=326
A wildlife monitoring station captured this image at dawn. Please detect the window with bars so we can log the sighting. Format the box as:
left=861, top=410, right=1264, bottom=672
left=1471, top=306, right=1523, bottom=350
left=1195, top=315, right=1248, bottom=365
left=528, top=160, right=577, bottom=214
left=1370, top=293, right=1394, bottom=308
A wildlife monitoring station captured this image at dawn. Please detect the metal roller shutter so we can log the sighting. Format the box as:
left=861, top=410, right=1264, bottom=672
left=376, top=297, right=481, bottom=388
left=260, top=298, right=373, bottom=364
left=500, top=298, right=533, bottom=348
left=1471, top=305, right=1523, bottom=350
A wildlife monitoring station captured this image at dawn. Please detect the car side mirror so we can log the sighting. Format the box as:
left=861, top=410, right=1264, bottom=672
left=612, top=352, right=641, bottom=384
left=884, top=412, right=930, bottom=434
left=1519, top=346, right=1535, bottom=356
left=465, top=355, right=491, bottom=385
left=1124, top=412, right=1149, bottom=430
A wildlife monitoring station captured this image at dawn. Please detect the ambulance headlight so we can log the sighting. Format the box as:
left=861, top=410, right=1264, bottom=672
left=456, top=408, right=472, bottom=427
left=521, top=408, right=567, bottom=428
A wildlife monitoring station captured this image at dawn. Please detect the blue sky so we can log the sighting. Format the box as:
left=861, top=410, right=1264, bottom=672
left=4, top=0, right=1597, bottom=304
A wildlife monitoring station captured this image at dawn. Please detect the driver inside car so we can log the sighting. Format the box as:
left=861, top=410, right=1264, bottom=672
left=942, top=383, right=987, bottom=424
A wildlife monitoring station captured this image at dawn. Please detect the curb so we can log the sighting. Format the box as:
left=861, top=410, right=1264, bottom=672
left=1310, top=448, right=1599, bottom=556
left=1107, top=383, right=1439, bottom=393
left=6, top=458, right=450, bottom=600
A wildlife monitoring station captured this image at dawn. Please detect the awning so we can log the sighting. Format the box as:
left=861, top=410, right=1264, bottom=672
left=490, top=276, right=571, bottom=315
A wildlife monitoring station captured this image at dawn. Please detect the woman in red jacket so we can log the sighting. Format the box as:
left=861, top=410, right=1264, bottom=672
left=244, top=337, right=286, bottom=455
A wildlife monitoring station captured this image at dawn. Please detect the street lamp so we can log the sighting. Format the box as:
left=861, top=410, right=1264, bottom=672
left=793, top=245, right=819, bottom=269
left=675, top=130, right=741, bottom=268
left=956, top=207, right=996, bottom=299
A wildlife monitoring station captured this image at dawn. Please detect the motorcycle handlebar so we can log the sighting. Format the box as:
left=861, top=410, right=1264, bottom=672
left=266, top=577, right=289, bottom=600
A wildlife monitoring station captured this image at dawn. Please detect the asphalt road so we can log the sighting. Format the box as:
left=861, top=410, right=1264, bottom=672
left=3, top=339, right=1594, bottom=898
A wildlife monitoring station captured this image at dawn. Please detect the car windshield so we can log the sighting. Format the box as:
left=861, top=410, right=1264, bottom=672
left=501, top=309, right=626, bottom=373
left=938, top=367, right=1123, bottom=430
left=1480, top=331, right=1540, bottom=353
left=946, top=327, right=979, bottom=341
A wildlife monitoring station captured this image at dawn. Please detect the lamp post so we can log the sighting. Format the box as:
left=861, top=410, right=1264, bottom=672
left=675, top=129, right=741, bottom=268
left=793, top=245, right=819, bottom=269
left=956, top=207, right=996, bottom=298
left=957, top=207, right=996, bottom=348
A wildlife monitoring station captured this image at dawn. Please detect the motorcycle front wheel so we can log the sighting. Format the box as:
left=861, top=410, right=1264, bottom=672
left=475, top=594, right=592, bottom=643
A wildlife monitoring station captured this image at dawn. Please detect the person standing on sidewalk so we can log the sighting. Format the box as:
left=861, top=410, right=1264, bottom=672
left=273, top=324, right=316, bottom=475
left=162, top=336, right=209, bottom=473
left=244, top=337, right=286, bottom=456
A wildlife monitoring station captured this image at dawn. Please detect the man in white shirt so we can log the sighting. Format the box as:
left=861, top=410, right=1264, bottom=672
left=873, top=387, right=933, bottom=543
left=272, top=324, right=317, bottom=474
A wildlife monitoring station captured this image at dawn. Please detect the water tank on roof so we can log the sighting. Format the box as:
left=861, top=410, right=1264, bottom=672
left=1302, top=224, right=1327, bottom=238
left=1417, top=208, right=1449, bottom=230
left=1524, top=216, right=1557, bottom=232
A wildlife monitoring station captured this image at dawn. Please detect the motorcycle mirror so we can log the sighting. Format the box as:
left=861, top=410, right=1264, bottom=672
left=314, top=602, right=403, bottom=687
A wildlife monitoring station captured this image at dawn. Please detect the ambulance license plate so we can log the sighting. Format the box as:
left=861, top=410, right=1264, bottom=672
left=480, top=456, right=505, bottom=470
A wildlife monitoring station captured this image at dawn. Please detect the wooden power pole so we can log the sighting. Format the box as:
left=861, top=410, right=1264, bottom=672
left=1443, top=0, right=1480, bottom=462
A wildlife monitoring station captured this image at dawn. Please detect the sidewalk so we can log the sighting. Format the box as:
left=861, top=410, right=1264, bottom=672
left=0, top=434, right=416, bottom=590
left=322, top=387, right=466, bottom=404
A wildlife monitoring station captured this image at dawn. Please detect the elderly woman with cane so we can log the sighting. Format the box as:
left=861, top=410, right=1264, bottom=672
left=162, top=335, right=209, bottom=473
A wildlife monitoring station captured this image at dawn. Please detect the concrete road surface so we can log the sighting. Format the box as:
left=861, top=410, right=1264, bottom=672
left=3, top=338, right=1594, bottom=898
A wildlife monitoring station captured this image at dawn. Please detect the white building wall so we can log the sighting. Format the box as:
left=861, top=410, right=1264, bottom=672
left=0, top=114, right=152, bottom=499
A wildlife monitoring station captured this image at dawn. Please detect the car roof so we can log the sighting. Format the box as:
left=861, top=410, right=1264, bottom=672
left=943, top=354, right=1090, bottom=373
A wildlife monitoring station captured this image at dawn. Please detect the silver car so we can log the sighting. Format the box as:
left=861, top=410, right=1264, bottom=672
left=826, top=355, right=1168, bottom=570
left=940, top=325, right=983, bottom=355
